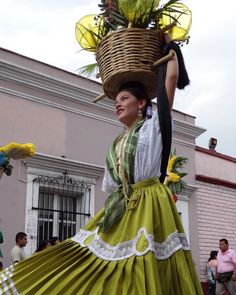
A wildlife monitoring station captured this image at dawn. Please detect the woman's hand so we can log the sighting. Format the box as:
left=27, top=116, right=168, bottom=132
left=164, top=33, right=172, bottom=44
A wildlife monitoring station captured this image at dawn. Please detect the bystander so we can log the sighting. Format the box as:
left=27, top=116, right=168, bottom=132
left=10, top=232, right=27, bottom=264
left=215, top=239, right=236, bottom=295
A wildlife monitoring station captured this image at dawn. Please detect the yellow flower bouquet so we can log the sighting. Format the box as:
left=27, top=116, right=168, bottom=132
left=0, top=142, right=35, bottom=177
left=165, top=150, right=188, bottom=202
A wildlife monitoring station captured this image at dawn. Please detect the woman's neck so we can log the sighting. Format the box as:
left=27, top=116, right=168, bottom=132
left=124, top=116, right=143, bottom=131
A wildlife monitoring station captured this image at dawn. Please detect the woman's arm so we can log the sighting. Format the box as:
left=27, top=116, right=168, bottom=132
left=164, top=33, right=179, bottom=110
left=165, top=49, right=179, bottom=110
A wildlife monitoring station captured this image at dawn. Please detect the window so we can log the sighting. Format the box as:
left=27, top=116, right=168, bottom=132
left=33, top=172, right=91, bottom=245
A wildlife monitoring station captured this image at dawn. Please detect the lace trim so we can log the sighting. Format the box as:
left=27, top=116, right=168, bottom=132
left=0, top=265, right=19, bottom=294
left=72, top=227, right=190, bottom=261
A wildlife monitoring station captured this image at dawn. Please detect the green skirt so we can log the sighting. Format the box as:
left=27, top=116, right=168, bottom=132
left=0, top=178, right=203, bottom=295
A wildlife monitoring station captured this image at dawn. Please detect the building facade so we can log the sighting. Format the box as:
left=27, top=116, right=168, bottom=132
left=195, top=146, right=236, bottom=286
left=0, top=48, right=205, bottom=272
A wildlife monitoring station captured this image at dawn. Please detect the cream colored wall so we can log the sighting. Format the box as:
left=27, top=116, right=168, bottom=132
left=196, top=151, right=236, bottom=183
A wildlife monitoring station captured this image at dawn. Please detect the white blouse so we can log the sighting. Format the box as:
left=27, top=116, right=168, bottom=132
left=102, top=111, right=163, bottom=194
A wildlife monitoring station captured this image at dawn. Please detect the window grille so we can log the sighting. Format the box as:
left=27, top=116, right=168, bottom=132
left=32, top=171, right=91, bottom=245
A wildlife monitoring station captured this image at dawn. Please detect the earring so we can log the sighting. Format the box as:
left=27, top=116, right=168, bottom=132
left=146, top=106, right=153, bottom=119
left=137, top=109, right=142, bottom=120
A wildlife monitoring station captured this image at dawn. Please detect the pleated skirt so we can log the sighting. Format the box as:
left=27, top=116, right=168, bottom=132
left=0, top=178, right=203, bottom=295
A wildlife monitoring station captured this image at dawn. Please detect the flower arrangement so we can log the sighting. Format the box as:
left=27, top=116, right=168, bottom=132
left=0, top=142, right=35, bottom=177
left=75, top=0, right=192, bottom=78
left=165, top=150, right=188, bottom=202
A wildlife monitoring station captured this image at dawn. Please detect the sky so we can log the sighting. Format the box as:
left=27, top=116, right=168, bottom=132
left=0, top=0, right=236, bottom=157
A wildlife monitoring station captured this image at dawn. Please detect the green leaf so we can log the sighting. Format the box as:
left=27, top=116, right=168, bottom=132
left=179, top=172, right=187, bottom=178
left=76, top=63, right=99, bottom=79
left=168, top=183, right=174, bottom=194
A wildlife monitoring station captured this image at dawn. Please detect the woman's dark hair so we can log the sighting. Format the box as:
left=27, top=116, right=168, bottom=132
left=50, top=236, right=60, bottom=246
left=118, top=81, right=152, bottom=118
left=35, top=240, right=49, bottom=252
left=208, top=251, right=218, bottom=261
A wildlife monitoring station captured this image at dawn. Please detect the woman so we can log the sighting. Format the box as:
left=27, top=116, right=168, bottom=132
left=0, top=40, right=203, bottom=294
left=207, top=251, right=218, bottom=295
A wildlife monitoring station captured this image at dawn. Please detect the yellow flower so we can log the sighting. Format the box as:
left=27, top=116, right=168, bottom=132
left=75, top=14, right=105, bottom=52
left=0, top=142, right=35, bottom=159
left=159, top=3, right=192, bottom=42
left=168, top=172, right=180, bottom=183
left=167, top=155, right=177, bottom=173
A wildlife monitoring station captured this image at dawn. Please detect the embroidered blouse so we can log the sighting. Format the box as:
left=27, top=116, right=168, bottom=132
left=102, top=111, right=163, bottom=194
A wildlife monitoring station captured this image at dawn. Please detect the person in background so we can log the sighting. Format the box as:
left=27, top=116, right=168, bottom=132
left=207, top=250, right=218, bottom=295
left=215, top=239, right=236, bottom=295
left=35, top=240, right=50, bottom=253
left=49, top=237, right=61, bottom=246
left=10, top=232, right=27, bottom=264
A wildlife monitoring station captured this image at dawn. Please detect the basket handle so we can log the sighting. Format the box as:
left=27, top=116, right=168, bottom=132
left=160, top=21, right=176, bottom=33
left=93, top=93, right=106, bottom=103
left=94, top=53, right=174, bottom=103
left=152, top=52, right=174, bottom=68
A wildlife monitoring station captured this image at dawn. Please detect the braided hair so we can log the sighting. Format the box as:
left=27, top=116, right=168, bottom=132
left=157, top=41, right=190, bottom=183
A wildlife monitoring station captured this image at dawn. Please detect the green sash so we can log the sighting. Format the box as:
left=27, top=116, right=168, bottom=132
left=98, top=120, right=144, bottom=232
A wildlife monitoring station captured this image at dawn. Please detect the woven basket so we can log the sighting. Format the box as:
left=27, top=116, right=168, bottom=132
left=96, top=28, right=165, bottom=100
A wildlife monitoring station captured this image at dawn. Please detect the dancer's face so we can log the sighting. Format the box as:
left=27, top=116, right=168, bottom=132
left=115, top=90, right=146, bottom=129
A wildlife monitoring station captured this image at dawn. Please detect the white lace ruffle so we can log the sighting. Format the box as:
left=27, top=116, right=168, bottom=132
left=71, top=227, right=190, bottom=261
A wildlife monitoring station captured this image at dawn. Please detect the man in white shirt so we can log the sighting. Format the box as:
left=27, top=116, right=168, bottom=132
left=10, top=232, right=27, bottom=264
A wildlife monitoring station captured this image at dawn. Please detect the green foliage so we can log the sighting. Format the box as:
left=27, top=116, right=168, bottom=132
left=77, top=63, right=99, bottom=79
left=154, top=0, right=186, bottom=29
left=97, top=0, right=182, bottom=31
left=98, top=0, right=128, bottom=31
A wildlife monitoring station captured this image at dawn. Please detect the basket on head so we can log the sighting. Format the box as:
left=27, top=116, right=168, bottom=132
left=96, top=28, right=165, bottom=100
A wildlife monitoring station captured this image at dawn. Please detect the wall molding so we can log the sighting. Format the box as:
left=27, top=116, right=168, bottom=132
left=172, top=137, right=196, bottom=148
left=0, top=87, right=121, bottom=127
left=0, top=61, right=114, bottom=113
left=24, top=153, right=105, bottom=181
left=1, top=86, right=204, bottom=141
left=173, top=120, right=206, bottom=139
left=196, top=174, right=236, bottom=189
left=183, top=183, right=199, bottom=196
left=196, top=146, right=236, bottom=163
